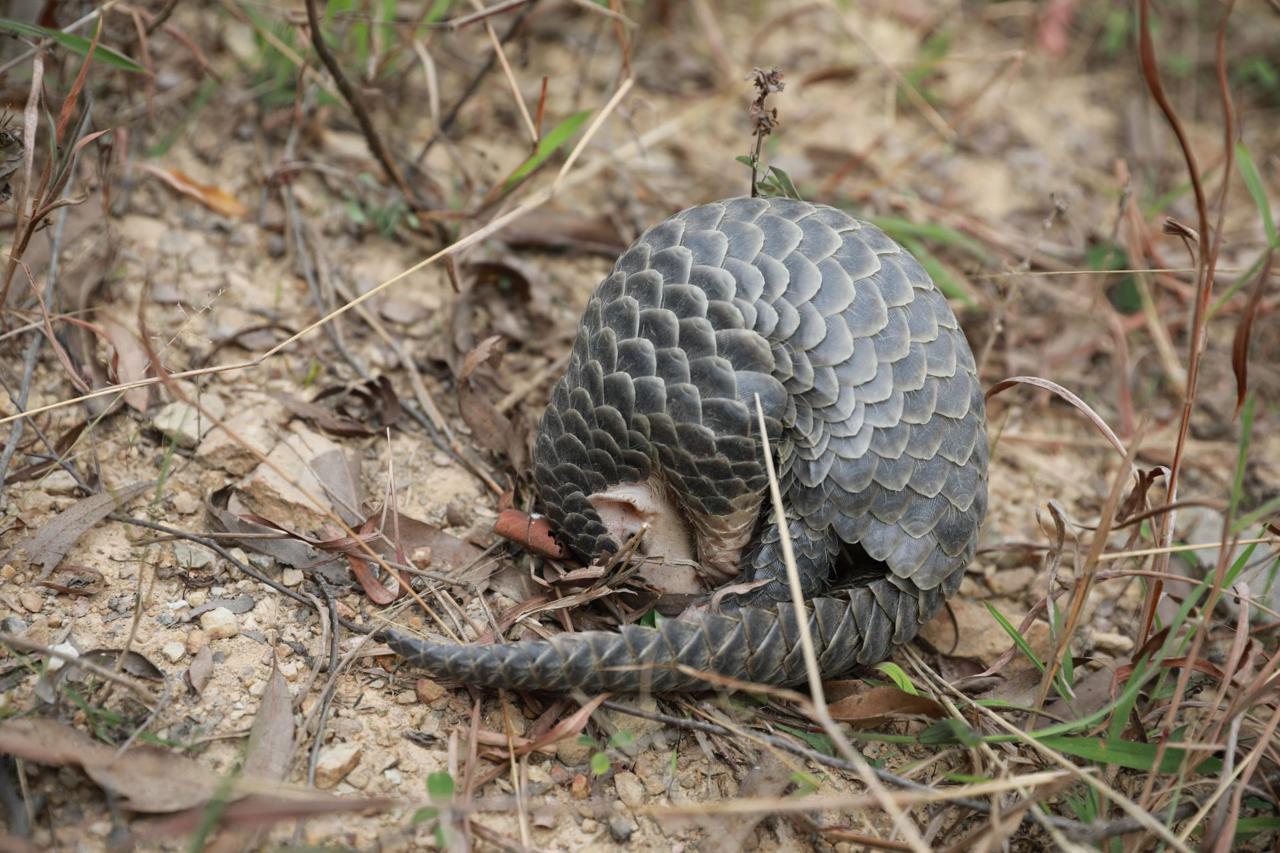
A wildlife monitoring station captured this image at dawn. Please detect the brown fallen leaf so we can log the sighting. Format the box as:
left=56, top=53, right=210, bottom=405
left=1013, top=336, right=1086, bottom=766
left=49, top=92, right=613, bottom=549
left=186, top=645, right=213, bottom=694
left=0, top=718, right=216, bottom=813
left=219, top=653, right=297, bottom=852
left=308, top=448, right=363, bottom=526
left=3, top=421, right=86, bottom=485
left=96, top=316, right=151, bottom=413
left=132, top=792, right=393, bottom=843
left=500, top=209, right=626, bottom=257
left=311, top=376, right=401, bottom=432
left=365, top=508, right=487, bottom=581
left=458, top=336, right=528, bottom=470
left=204, top=487, right=347, bottom=585
left=138, top=163, right=248, bottom=218
left=37, top=648, right=165, bottom=703
left=450, top=255, right=553, bottom=372
left=823, top=683, right=946, bottom=727
left=5, top=481, right=151, bottom=578
left=271, top=391, right=376, bottom=437
left=244, top=656, right=294, bottom=782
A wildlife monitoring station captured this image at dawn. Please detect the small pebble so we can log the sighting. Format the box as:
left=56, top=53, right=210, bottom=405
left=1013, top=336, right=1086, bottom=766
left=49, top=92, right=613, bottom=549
left=608, top=816, right=636, bottom=843
left=199, top=607, right=239, bottom=639
left=570, top=773, right=589, bottom=799
left=1092, top=631, right=1134, bottom=653
left=161, top=641, right=186, bottom=663
left=18, top=591, right=44, bottom=613
left=281, top=568, right=304, bottom=586
left=613, top=771, right=644, bottom=810
left=186, top=629, right=208, bottom=654
left=556, top=736, right=593, bottom=767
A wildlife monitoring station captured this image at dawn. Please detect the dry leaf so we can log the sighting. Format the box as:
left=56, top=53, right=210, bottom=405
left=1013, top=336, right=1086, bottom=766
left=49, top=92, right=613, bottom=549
left=824, top=684, right=945, bottom=727
left=3, top=421, right=86, bottom=485
left=205, top=488, right=346, bottom=584
left=501, top=209, right=626, bottom=257
left=0, top=718, right=217, bottom=813
left=365, top=508, right=487, bottom=580
left=139, top=163, right=248, bottom=218
left=97, top=316, right=151, bottom=412
left=458, top=336, right=528, bottom=469
left=308, top=448, right=363, bottom=526
left=6, top=481, right=151, bottom=578
left=133, top=792, right=393, bottom=842
left=244, top=654, right=294, bottom=781
left=38, top=564, right=105, bottom=596
left=186, top=645, right=213, bottom=694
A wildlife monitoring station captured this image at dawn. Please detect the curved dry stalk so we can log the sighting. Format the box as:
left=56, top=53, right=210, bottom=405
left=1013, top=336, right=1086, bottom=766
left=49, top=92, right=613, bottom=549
left=753, top=394, right=930, bottom=853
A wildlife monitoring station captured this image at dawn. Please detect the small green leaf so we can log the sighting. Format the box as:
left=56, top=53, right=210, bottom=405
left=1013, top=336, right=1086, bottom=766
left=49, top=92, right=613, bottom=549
left=919, top=718, right=983, bottom=747
left=869, top=216, right=993, bottom=264
left=426, top=770, right=455, bottom=802
left=590, top=751, right=611, bottom=776
left=775, top=723, right=835, bottom=756
left=1236, top=142, right=1277, bottom=246
left=789, top=771, right=820, bottom=795
left=765, top=166, right=803, bottom=200
left=505, top=110, right=593, bottom=188
left=411, top=805, right=438, bottom=825
left=608, top=730, right=636, bottom=750
left=984, top=602, right=1044, bottom=671
left=0, top=18, right=146, bottom=73
left=735, top=155, right=756, bottom=167
left=875, top=662, right=917, bottom=695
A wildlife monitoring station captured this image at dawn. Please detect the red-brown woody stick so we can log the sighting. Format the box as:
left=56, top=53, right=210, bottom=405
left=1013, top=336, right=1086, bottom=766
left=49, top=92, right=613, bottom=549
left=494, top=508, right=566, bottom=559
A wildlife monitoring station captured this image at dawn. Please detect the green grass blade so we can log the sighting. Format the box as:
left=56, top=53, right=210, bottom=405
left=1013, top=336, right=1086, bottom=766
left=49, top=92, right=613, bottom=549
left=1236, top=142, right=1277, bottom=245
left=985, top=602, right=1043, bottom=671
left=505, top=110, right=593, bottom=188
left=0, top=18, right=146, bottom=73
left=1036, top=735, right=1221, bottom=775
left=869, top=216, right=993, bottom=264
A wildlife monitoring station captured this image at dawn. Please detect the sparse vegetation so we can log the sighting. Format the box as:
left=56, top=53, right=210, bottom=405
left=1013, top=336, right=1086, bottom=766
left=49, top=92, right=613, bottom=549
left=0, top=1, right=1278, bottom=850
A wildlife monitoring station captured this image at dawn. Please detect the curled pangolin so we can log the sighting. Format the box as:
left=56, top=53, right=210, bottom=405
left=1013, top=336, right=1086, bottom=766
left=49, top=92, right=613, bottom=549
left=387, top=196, right=988, bottom=692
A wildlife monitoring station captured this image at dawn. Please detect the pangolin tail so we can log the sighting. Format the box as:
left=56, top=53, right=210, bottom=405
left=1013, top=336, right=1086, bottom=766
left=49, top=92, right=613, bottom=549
left=384, top=589, right=902, bottom=693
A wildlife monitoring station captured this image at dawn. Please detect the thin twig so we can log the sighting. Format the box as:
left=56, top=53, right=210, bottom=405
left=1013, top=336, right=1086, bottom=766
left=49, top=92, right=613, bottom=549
left=0, top=634, right=159, bottom=704
left=752, top=395, right=929, bottom=852
left=302, top=0, right=419, bottom=206
left=416, top=0, right=540, bottom=161
left=469, top=0, right=537, bottom=145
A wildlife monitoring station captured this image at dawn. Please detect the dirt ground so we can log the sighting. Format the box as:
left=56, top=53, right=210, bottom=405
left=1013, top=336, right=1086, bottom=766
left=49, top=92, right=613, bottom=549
left=2, top=1, right=1279, bottom=850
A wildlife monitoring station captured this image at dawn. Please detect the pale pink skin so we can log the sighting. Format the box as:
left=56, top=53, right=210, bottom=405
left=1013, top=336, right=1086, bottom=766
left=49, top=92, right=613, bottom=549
left=587, top=476, right=756, bottom=594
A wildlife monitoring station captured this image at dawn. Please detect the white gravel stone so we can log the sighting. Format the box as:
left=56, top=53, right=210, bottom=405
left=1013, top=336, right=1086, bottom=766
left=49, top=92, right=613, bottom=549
left=199, top=607, right=240, bottom=639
